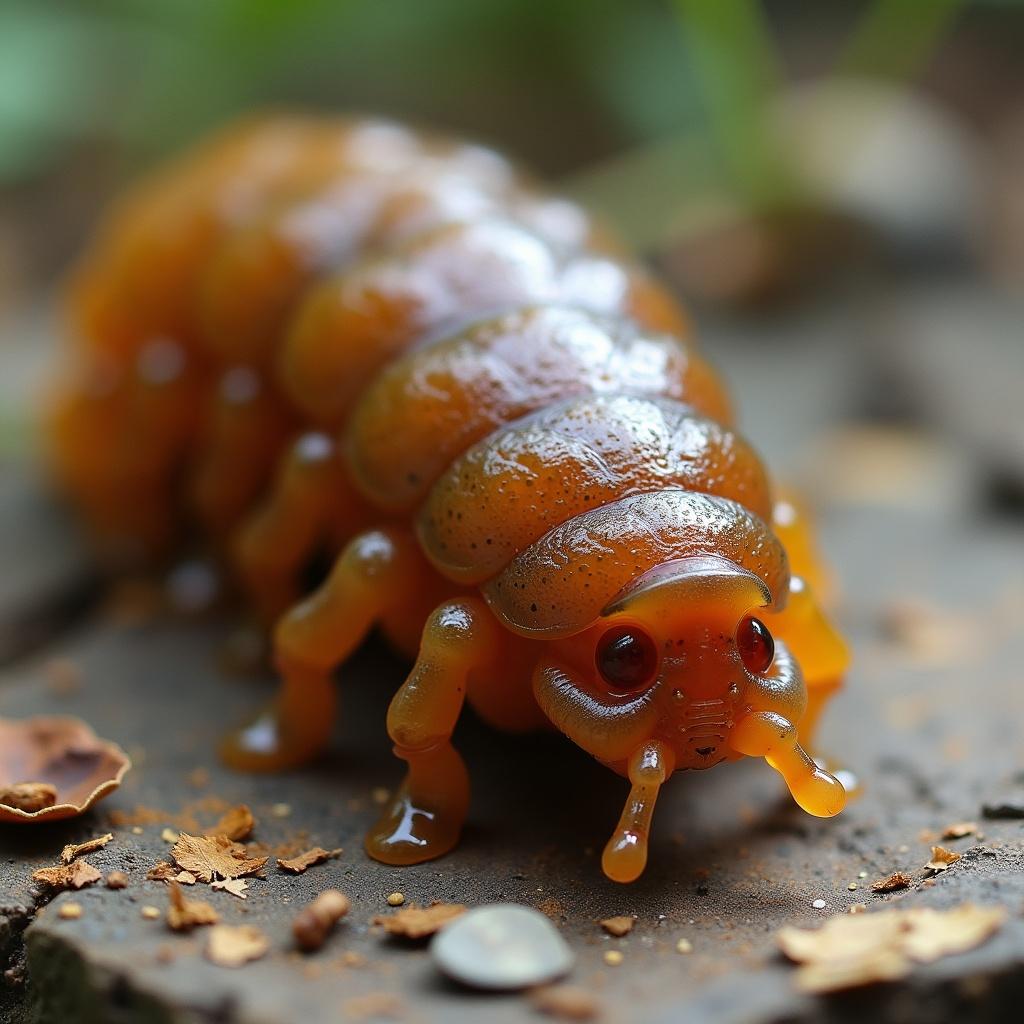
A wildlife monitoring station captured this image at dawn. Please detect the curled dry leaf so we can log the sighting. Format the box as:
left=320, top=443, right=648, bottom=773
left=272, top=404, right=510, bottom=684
left=0, top=717, right=130, bottom=824
left=170, top=833, right=267, bottom=883
left=600, top=915, right=635, bottom=937
left=277, top=846, right=342, bottom=874
left=33, top=860, right=102, bottom=891
left=924, top=845, right=962, bottom=875
left=167, top=881, right=219, bottom=931
left=778, top=904, right=1006, bottom=994
left=61, top=833, right=113, bottom=865
left=371, top=902, right=466, bottom=940
left=206, top=924, right=269, bottom=967
left=871, top=871, right=913, bottom=893
left=293, top=890, right=351, bottom=951
left=206, top=805, right=255, bottom=842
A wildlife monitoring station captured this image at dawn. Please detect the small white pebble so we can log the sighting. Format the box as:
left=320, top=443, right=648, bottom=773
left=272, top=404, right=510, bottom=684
left=141, top=906, right=160, bottom=920
left=848, top=883, right=858, bottom=891
left=271, top=803, right=291, bottom=818
left=387, top=892, right=405, bottom=907
left=858, top=870, right=867, bottom=879
left=603, top=950, right=624, bottom=966
left=59, top=902, right=83, bottom=920
left=812, top=899, right=827, bottom=910
left=132, top=826, right=144, bottom=835
left=676, top=938, right=693, bottom=954
left=160, top=827, right=179, bottom=843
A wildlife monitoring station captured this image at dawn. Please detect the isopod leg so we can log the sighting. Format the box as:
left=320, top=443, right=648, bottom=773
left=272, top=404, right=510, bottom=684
left=366, top=596, right=502, bottom=865
left=231, top=431, right=372, bottom=624
left=221, top=526, right=426, bottom=772
left=601, top=739, right=675, bottom=884
left=729, top=710, right=846, bottom=818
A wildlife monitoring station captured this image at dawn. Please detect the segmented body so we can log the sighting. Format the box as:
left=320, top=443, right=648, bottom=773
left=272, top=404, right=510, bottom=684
left=48, top=116, right=849, bottom=882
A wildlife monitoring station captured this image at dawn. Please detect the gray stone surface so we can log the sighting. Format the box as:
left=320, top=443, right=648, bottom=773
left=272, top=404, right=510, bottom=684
left=1, top=289, right=1023, bottom=1023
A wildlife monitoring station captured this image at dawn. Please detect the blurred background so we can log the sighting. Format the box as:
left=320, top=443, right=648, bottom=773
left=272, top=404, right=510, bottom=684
left=0, top=0, right=1022, bottom=512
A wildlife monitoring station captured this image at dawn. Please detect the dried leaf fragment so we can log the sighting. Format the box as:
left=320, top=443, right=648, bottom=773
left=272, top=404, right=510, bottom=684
left=205, top=924, right=269, bottom=967
left=342, top=993, right=404, bottom=1021
left=175, top=871, right=197, bottom=885
left=170, top=833, right=267, bottom=883
left=532, top=984, right=600, bottom=1020
left=61, top=833, right=113, bottom=864
left=293, top=889, right=351, bottom=951
left=277, top=846, right=342, bottom=874
left=166, top=881, right=219, bottom=931
left=600, top=915, right=634, bottom=937
left=33, top=860, right=102, bottom=891
left=372, top=902, right=466, bottom=940
left=211, top=878, right=249, bottom=899
left=777, top=904, right=1006, bottom=994
left=206, top=805, right=254, bottom=842
left=871, top=871, right=913, bottom=893
left=942, top=821, right=978, bottom=839
left=146, top=862, right=177, bottom=882
left=1, top=782, right=57, bottom=812
left=924, top=845, right=962, bottom=875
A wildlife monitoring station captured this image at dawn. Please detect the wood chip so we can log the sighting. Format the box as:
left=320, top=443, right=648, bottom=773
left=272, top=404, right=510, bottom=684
left=105, top=871, right=129, bottom=889
left=599, top=915, right=634, bottom=937
left=205, top=924, right=269, bottom=967
left=293, top=890, right=351, bottom=951
left=277, top=846, right=342, bottom=874
left=166, top=881, right=220, bottom=931
left=778, top=904, right=1006, bottom=993
left=170, top=833, right=267, bottom=883
left=531, top=984, right=600, bottom=1020
left=32, top=860, right=102, bottom=891
left=206, top=805, right=255, bottom=842
left=942, top=821, right=979, bottom=839
left=372, top=903, right=466, bottom=940
left=211, top=878, right=250, bottom=899
left=871, top=871, right=913, bottom=893
left=59, top=902, right=83, bottom=920
left=0, top=782, right=57, bottom=812
left=61, top=833, right=113, bottom=864
left=924, top=845, right=962, bottom=875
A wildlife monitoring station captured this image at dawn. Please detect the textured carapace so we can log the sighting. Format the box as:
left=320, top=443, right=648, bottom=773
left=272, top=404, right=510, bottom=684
left=48, top=115, right=850, bottom=883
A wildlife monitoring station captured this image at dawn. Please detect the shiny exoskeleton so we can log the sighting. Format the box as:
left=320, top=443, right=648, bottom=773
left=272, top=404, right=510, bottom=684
left=48, top=116, right=849, bottom=882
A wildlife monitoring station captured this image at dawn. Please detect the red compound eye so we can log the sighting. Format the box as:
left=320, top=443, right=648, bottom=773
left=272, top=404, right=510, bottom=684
left=737, top=615, right=775, bottom=674
left=596, top=626, right=658, bottom=693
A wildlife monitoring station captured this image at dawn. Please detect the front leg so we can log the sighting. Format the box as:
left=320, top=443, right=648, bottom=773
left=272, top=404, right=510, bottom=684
left=221, top=526, right=428, bottom=771
left=366, top=596, right=502, bottom=865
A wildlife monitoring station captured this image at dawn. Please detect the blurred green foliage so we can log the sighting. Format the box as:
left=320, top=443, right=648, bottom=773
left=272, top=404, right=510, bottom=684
left=0, top=0, right=997, bottom=217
